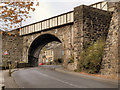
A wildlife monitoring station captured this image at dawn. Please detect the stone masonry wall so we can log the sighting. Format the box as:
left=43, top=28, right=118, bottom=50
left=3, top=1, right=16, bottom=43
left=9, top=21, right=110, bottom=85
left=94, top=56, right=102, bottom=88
left=1, top=3, right=119, bottom=76
left=100, top=2, right=120, bottom=76
left=0, top=30, right=2, bottom=66
left=73, top=5, right=112, bottom=69
left=22, top=24, right=74, bottom=67
left=2, top=30, right=23, bottom=66
left=82, top=6, right=112, bottom=48
left=73, top=5, right=84, bottom=69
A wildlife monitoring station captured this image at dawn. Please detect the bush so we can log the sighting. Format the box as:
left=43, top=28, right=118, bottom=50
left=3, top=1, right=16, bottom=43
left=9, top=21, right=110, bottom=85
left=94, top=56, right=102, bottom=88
left=78, top=39, right=105, bottom=74
left=68, top=55, right=74, bottom=64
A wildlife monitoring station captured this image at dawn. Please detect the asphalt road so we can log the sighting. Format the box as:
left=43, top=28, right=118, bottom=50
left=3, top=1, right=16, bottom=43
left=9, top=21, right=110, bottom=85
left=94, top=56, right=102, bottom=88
left=12, top=67, right=118, bottom=88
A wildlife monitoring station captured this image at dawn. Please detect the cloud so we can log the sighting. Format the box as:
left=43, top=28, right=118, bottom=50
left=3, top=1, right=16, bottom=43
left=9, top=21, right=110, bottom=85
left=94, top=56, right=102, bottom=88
left=22, top=0, right=103, bottom=26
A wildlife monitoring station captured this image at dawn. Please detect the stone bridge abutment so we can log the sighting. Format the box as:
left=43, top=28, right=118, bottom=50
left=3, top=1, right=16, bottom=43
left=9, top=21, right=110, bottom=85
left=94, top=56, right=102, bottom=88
left=22, top=24, right=74, bottom=67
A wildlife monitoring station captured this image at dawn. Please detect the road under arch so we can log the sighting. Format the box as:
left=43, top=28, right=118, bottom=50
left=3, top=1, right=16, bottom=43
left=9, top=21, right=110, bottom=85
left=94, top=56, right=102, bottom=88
left=28, top=34, right=62, bottom=67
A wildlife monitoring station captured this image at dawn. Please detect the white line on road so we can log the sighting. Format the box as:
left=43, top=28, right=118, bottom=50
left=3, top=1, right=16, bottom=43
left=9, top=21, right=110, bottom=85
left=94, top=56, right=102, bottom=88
left=34, top=70, right=85, bottom=88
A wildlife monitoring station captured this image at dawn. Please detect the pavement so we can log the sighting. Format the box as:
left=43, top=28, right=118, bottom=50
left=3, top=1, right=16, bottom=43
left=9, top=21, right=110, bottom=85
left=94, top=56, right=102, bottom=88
left=2, top=65, right=119, bottom=88
left=55, top=68, right=119, bottom=84
left=41, top=65, right=119, bottom=84
left=0, top=70, right=4, bottom=89
left=3, top=69, right=19, bottom=88
left=11, top=66, right=118, bottom=88
left=40, top=65, right=62, bottom=70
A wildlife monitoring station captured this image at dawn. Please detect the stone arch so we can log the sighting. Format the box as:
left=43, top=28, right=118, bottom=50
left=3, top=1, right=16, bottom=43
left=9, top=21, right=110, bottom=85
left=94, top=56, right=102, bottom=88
left=28, top=33, right=62, bottom=66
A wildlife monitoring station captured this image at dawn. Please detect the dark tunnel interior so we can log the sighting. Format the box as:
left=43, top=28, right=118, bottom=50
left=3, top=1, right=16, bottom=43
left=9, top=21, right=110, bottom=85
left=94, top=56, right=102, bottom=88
left=28, top=34, right=61, bottom=67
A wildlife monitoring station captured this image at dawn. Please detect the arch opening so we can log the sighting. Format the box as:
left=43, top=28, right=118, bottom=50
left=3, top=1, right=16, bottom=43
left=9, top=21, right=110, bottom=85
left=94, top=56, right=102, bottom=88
left=28, top=34, right=62, bottom=67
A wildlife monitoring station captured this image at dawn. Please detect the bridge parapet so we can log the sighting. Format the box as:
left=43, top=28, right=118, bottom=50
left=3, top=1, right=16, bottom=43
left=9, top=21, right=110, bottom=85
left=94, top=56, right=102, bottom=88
left=20, top=11, right=73, bottom=36
left=90, top=1, right=116, bottom=11
left=20, top=1, right=116, bottom=36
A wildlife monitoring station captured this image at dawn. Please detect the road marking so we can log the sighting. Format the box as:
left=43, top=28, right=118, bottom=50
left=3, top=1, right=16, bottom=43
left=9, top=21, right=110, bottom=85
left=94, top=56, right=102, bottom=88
left=34, top=70, right=85, bottom=88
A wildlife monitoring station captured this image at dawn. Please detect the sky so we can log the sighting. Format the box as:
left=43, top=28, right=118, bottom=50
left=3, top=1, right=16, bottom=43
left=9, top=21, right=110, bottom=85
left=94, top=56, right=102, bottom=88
left=22, top=0, right=103, bottom=26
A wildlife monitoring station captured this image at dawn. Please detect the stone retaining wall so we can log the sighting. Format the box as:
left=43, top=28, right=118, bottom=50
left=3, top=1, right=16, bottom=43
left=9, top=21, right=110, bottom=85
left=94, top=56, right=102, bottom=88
left=2, top=30, right=23, bottom=66
left=100, top=2, right=120, bottom=76
left=73, top=5, right=112, bottom=69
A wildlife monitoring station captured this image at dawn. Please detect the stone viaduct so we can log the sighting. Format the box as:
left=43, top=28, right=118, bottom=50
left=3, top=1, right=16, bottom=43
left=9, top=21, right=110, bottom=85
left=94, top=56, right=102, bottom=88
left=1, top=2, right=120, bottom=76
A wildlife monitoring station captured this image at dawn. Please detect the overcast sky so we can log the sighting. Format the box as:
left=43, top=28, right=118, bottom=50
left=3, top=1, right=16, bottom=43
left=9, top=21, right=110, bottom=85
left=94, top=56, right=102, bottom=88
left=22, top=0, right=103, bottom=26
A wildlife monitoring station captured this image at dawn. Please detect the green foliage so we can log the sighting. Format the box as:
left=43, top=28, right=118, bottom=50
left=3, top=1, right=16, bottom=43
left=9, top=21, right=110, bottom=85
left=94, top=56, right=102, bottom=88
left=68, top=55, right=74, bottom=64
left=78, top=39, right=105, bottom=74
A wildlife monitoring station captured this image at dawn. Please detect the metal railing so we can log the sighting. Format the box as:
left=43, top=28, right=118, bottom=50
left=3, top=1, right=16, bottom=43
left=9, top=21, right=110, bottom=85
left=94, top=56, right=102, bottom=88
left=90, top=1, right=108, bottom=11
left=20, top=11, right=74, bottom=36
left=90, top=1, right=116, bottom=11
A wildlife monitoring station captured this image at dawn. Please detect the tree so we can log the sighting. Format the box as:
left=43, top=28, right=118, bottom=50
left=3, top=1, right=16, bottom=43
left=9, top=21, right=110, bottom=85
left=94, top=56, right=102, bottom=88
left=0, top=1, right=39, bottom=31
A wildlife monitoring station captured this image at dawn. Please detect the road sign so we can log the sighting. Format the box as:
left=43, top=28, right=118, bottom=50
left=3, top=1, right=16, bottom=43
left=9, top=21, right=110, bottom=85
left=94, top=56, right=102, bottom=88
left=4, top=50, right=8, bottom=55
